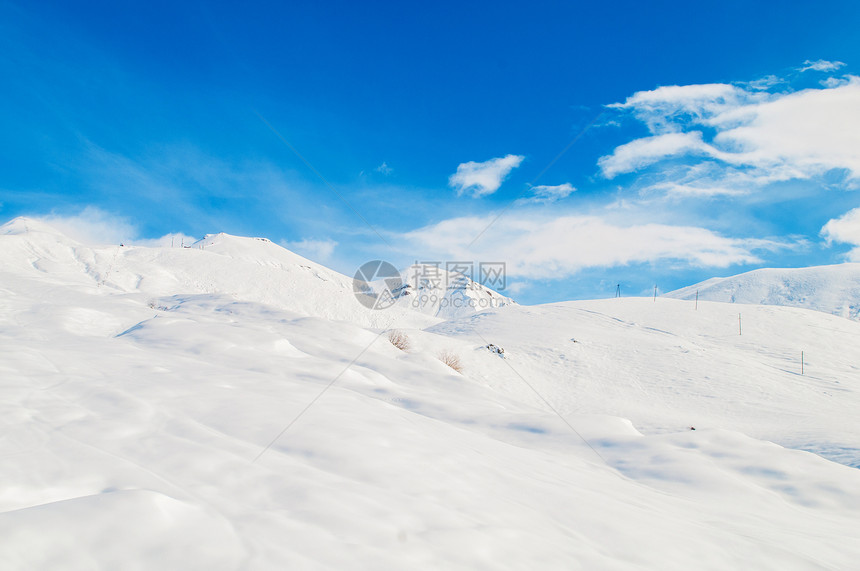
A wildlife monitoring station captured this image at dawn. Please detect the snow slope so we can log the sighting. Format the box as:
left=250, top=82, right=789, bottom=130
left=0, top=217, right=436, bottom=329
left=666, top=263, right=860, bottom=320
left=2, top=219, right=860, bottom=569
left=427, top=298, right=860, bottom=468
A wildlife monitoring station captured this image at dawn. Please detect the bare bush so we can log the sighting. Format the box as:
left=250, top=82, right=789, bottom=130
left=388, top=330, right=411, bottom=351
left=438, top=350, right=462, bottom=373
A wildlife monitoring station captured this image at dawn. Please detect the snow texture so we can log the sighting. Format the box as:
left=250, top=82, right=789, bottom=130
left=2, top=217, right=860, bottom=569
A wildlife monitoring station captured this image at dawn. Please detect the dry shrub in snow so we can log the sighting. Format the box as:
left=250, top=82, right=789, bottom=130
left=388, top=330, right=410, bottom=351
left=438, top=350, right=462, bottom=373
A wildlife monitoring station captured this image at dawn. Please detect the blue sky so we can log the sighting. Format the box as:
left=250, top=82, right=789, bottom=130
left=3, top=1, right=860, bottom=303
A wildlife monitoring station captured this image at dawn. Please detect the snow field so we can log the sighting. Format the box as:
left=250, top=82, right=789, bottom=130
left=2, top=218, right=860, bottom=569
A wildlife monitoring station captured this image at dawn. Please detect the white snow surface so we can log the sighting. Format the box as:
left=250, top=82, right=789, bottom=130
left=2, top=217, right=860, bottom=569
left=666, top=263, right=860, bottom=320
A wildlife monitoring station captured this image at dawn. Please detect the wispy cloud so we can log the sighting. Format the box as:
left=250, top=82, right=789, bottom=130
left=743, top=75, right=785, bottom=91
left=607, top=83, right=754, bottom=135
left=821, top=76, right=852, bottom=88
left=799, top=59, right=846, bottom=73
left=651, top=181, right=749, bottom=198
left=599, top=132, right=712, bottom=178
left=375, top=162, right=392, bottom=175
left=74, top=141, right=343, bottom=239
left=281, top=238, right=337, bottom=261
left=30, top=206, right=197, bottom=247
left=399, top=211, right=791, bottom=280
left=525, top=183, right=576, bottom=203
left=449, top=154, right=524, bottom=197
left=36, top=206, right=138, bottom=245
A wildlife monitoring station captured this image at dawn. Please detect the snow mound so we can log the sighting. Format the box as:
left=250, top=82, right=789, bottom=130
left=666, top=263, right=860, bottom=320
left=0, top=490, right=244, bottom=569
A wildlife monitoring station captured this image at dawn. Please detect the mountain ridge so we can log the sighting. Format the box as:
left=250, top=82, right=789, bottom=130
left=0, top=217, right=514, bottom=327
left=666, top=263, right=860, bottom=320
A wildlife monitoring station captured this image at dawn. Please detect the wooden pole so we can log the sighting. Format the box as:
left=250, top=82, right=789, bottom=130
left=738, top=313, right=742, bottom=336
left=653, top=285, right=657, bottom=302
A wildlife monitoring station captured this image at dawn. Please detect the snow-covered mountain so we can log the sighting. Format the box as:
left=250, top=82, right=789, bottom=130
left=1, top=217, right=513, bottom=327
left=0, top=217, right=439, bottom=329
left=3, top=217, right=860, bottom=569
left=666, top=263, right=860, bottom=320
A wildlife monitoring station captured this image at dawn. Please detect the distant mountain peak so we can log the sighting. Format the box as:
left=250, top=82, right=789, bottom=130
left=666, top=263, right=860, bottom=320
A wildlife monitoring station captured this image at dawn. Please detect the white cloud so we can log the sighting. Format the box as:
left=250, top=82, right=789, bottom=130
left=711, top=80, right=860, bottom=177
left=600, top=132, right=713, bottom=178
left=800, top=59, right=846, bottom=73
left=654, top=182, right=749, bottom=198
left=449, top=154, right=524, bottom=197
left=375, top=162, right=392, bottom=175
left=608, top=83, right=752, bottom=134
left=821, top=208, right=860, bottom=261
left=601, top=77, right=860, bottom=192
left=743, top=75, right=785, bottom=91
left=612, top=83, right=742, bottom=109
left=281, top=238, right=337, bottom=261
left=821, top=76, right=851, bottom=88
left=37, top=207, right=138, bottom=245
left=527, top=183, right=576, bottom=202
left=639, top=162, right=793, bottom=198
left=399, top=212, right=786, bottom=280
